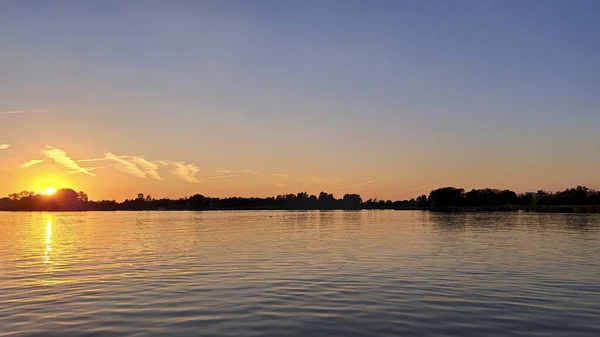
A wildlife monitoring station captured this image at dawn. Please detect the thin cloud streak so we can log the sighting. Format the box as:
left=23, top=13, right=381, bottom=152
left=169, top=161, right=201, bottom=183
left=77, top=165, right=116, bottom=172
left=21, top=159, right=43, bottom=168
left=126, top=156, right=162, bottom=179
left=104, top=152, right=147, bottom=178
left=1, top=109, right=50, bottom=114
left=0, top=144, right=11, bottom=150
left=263, top=173, right=292, bottom=187
left=341, top=180, right=377, bottom=189
left=214, top=169, right=292, bottom=184
left=202, top=174, right=238, bottom=180
left=264, top=173, right=292, bottom=179
left=306, top=175, right=345, bottom=185
left=42, top=146, right=95, bottom=176
left=214, top=169, right=292, bottom=186
left=217, top=168, right=257, bottom=174
left=402, top=183, right=431, bottom=192
left=79, top=154, right=162, bottom=179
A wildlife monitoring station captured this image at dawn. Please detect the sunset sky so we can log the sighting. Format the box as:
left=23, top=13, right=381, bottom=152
left=1, top=1, right=599, bottom=201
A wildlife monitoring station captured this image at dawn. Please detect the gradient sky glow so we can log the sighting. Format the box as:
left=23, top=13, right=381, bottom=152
left=1, top=0, right=599, bottom=201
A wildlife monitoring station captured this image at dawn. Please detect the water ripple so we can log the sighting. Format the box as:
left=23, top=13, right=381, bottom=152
left=0, top=211, right=599, bottom=336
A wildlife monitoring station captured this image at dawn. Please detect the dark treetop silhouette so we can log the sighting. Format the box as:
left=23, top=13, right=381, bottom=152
left=1, top=186, right=599, bottom=213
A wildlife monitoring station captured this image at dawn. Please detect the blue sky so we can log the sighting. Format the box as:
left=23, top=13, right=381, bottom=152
left=1, top=1, right=599, bottom=200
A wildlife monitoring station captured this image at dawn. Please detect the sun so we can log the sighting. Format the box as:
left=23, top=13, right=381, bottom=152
left=45, top=187, right=57, bottom=195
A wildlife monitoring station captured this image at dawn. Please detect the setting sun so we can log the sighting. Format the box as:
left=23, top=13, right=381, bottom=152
left=45, top=187, right=57, bottom=195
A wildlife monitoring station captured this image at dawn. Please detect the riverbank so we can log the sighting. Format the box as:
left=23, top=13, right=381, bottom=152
left=395, top=205, right=600, bottom=213
left=1, top=205, right=600, bottom=213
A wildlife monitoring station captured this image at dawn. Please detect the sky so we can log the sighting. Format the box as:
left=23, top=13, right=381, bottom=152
left=1, top=0, right=599, bottom=201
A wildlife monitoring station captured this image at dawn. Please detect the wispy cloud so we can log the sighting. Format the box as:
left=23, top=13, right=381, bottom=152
left=306, top=175, right=344, bottom=185
left=202, top=174, right=238, bottom=180
left=217, top=168, right=257, bottom=174
left=341, top=180, right=377, bottom=189
left=104, top=152, right=147, bottom=178
left=402, top=183, right=431, bottom=192
left=42, top=146, right=95, bottom=176
left=261, top=173, right=292, bottom=187
left=212, top=168, right=295, bottom=187
left=1, top=109, right=51, bottom=115
left=78, top=153, right=162, bottom=179
left=90, top=156, right=207, bottom=183
left=0, top=144, right=10, bottom=150
left=264, top=173, right=292, bottom=179
left=127, top=156, right=161, bottom=179
left=169, top=161, right=201, bottom=183
left=21, top=159, right=43, bottom=168
left=214, top=168, right=295, bottom=187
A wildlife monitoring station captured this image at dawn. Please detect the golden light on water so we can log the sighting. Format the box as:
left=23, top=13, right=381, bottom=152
left=44, top=217, right=52, bottom=264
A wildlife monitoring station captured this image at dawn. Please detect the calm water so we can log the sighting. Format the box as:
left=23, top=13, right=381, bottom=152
left=0, top=211, right=599, bottom=336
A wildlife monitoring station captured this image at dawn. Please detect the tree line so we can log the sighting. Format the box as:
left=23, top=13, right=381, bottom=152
left=0, top=186, right=599, bottom=212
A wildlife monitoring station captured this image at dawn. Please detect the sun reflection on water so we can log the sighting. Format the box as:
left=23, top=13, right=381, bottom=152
left=44, top=216, right=52, bottom=264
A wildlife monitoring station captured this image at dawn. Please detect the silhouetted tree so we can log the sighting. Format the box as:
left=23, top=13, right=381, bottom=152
left=342, top=194, right=362, bottom=209
left=318, top=192, right=335, bottom=209
left=77, top=191, right=89, bottom=203
left=1, top=185, right=599, bottom=212
left=186, top=194, right=208, bottom=210
left=428, top=187, right=464, bottom=207
left=416, top=195, right=428, bottom=207
left=52, top=189, right=82, bottom=210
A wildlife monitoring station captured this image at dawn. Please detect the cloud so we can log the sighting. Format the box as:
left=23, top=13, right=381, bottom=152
left=306, top=175, right=345, bottom=185
left=169, top=161, right=201, bottom=183
left=213, top=169, right=293, bottom=186
left=1, top=109, right=50, bottom=115
left=126, top=156, right=162, bottom=179
left=90, top=157, right=209, bottom=183
left=203, top=174, right=238, bottom=180
left=261, top=173, right=292, bottom=187
left=342, top=180, right=377, bottom=189
left=217, top=168, right=257, bottom=174
left=42, top=146, right=96, bottom=176
left=264, top=173, right=291, bottom=179
left=78, top=153, right=162, bottom=179
left=21, top=159, right=43, bottom=168
left=104, top=152, right=148, bottom=178
left=0, top=144, right=10, bottom=150
left=402, top=183, right=431, bottom=192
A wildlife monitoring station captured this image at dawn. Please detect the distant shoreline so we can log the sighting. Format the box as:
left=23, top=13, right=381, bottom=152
left=2, top=186, right=599, bottom=213
left=1, top=206, right=599, bottom=213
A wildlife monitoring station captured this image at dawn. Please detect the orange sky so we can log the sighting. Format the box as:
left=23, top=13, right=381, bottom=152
left=1, top=2, right=599, bottom=201
left=0, top=140, right=597, bottom=202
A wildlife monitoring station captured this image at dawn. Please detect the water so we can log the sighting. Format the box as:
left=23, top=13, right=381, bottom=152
left=0, top=211, right=599, bottom=336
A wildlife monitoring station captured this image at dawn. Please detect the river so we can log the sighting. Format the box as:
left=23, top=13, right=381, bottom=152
left=1, top=211, right=598, bottom=336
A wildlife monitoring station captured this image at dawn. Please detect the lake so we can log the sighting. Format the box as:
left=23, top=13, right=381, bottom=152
left=0, top=211, right=599, bottom=336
